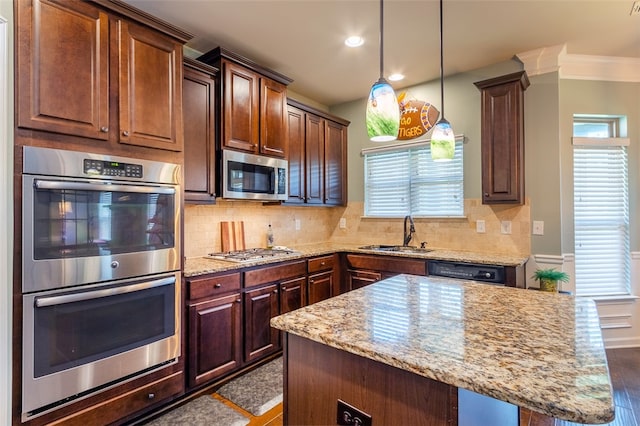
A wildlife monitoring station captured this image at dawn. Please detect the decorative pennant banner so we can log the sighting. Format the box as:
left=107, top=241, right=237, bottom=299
left=397, top=91, right=440, bottom=140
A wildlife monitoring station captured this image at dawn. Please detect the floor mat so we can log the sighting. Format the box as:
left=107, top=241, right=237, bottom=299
left=146, top=395, right=249, bottom=426
left=216, top=357, right=283, bottom=417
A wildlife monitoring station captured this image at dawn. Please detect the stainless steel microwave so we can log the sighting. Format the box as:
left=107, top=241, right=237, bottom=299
left=222, top=149, right=288, bottom=201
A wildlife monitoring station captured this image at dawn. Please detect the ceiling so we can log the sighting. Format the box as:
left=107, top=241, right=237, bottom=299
left=125, top=0, right=640, bottom=106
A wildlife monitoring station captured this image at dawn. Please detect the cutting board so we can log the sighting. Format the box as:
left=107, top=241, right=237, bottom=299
left=221, top=221, right=245, bottom=252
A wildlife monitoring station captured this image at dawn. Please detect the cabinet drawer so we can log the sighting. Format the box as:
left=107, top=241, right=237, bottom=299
left=346, top=254, right=426, bottom=275
left=244, top=260, right=307, bottom=287
left=308, top=255, right=334, bottom=273
left=50, top=371, right=184, bottom=426
left=188, top=272, right=241, bottom=300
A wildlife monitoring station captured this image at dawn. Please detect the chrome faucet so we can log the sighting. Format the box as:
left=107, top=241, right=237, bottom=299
left=403, top=215, right=415, bottom=247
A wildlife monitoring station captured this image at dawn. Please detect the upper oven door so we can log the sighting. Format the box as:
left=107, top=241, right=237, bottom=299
left=22, top=175, right=180, bottom=292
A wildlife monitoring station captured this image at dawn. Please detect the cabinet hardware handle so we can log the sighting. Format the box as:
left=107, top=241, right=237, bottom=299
left=214, top=283, right=222, bottom=288
left=320, top=261, right=325, bottom=266
left=309, top=279, right=314, bottom=284
left=484, top=193, right=489, bottom=197
left=273, top=289, right=278, bottom=294
left=100, top=126, right=109, bottom=133
left=123, top=130, right=130, bottom=136
left=148, top=393, right=155, bottom=400
left=281, top=286, right=287, bottom=290
left=236, top=299, right=241, bottom=303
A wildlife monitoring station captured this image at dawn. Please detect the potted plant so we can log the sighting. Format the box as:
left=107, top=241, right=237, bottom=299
left=532, top=268, right=570, bottom=292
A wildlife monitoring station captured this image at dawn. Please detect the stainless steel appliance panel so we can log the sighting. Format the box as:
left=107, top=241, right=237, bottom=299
left=22, top=271, right=180, bottom=418
left=222, top=149, right=288, bottom=201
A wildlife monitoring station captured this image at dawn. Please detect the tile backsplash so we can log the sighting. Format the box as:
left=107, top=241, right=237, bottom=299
left=184, top=199, right=531, bottom=258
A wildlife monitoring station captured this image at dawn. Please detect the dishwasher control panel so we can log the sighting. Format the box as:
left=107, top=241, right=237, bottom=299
left=427, top=260, right=506, bottom=285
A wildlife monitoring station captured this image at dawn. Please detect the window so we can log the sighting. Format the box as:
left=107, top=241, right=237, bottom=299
left=573, top=116, right=630, bottom=296
left=363, top=137, right=463, bottom=217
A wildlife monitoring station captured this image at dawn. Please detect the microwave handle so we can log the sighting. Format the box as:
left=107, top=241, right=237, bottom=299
left=34, top=179, right=175, bottom=195
left=34, top=277, right=175, bottom=308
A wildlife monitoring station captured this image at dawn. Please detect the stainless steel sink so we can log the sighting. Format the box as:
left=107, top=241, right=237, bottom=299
left=358, top=245, right=433, bottom=254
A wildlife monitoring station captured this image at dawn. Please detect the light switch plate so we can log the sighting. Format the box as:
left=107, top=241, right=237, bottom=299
left=500, top=221, right=512, bottom=235
left=476, top=220, right=486, bottom=233
left=295, top=219, right=301, bottom=231
left=339, top=218, right=347, bottom=229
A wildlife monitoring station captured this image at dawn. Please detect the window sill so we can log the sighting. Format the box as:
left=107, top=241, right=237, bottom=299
left=581, top=295, right=639, bottom=303
left=361, top=215, right=468, bottom=220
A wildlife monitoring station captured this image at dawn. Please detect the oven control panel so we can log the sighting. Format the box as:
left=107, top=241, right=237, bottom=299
left=83, top=159, right=143, bottom=178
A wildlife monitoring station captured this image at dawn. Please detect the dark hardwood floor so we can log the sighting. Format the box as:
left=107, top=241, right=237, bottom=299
left=520, top=347, right=640, bottom=426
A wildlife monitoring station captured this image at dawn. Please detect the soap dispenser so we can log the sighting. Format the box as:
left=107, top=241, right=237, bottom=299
left=266, top=224, right=274, bottom=248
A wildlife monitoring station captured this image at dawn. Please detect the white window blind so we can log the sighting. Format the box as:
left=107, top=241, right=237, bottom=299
left=573, top=141, right=630, bottom=296
left=364, top=139, right=463, bottom=217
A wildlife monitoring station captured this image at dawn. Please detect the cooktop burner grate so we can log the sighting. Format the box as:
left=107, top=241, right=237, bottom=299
left=206, top=247, right=300, bottom=263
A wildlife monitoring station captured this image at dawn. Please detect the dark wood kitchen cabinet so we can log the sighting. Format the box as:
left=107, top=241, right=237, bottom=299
left=198, top=47, right=292, bottom=158
left=474, top=71, right=530, bottom=205
left=186, top=272, right=242, bottom=388
left=287, top=99, right=349, bottom=206
left=344, top=254, right=427, bottom=292
left=307, top=254, right=337, bottom=304
left=183, top=58, right=218, bottom=203
left=16, top=0, right=190, bottom=156
left=243, top=260, right=307, bottom=363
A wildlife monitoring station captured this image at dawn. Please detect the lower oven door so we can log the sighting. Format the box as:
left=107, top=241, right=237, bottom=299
left=22, top=272, right=180, bottom=419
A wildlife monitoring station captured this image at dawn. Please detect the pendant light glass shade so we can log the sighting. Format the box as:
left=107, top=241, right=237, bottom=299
left=431, top=118, right=455, bottom=161
left=366, top=0, right=399, bottom=142
left=432, top=0, right=455, bottom=160
left=366, top=77, right=400, bottom=142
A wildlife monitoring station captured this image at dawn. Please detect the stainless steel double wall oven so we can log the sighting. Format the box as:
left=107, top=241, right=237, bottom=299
left=21, top=146, right=181, bottom=420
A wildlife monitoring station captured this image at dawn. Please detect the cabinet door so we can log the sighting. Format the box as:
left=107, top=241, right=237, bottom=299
left=188, top=293, right=242, bottom=387
left=324, top=120, right=347, bottom=206
left=305, top=113, right=325, bottom=204
left=260, top=78, right=288, bottom=158
left=118, top=20, right=184, bottom=152
left=17, top=0, right=109, bottom=140
left=287, top=106, right=306, bottom=204
left=475, top=72, right=528, bottom=205
left=244, top=284, right=280, bottom=362
left=280, top=276, right=306, bottom=314
left=183, top=63, right=217, bottom=203
left=222, top=61, right=260, bottom=153
left=308, top=270, right=333, bottom=305
left=348, top=269, right=383, bottom=291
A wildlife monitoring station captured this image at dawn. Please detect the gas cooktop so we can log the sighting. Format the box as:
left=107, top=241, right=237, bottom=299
left=206, top=247, right=300, bottom=263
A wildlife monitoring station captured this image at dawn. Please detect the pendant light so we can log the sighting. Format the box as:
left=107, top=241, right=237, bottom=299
left=365, top=0, right=400, bottom=142
left=431, top=0, right=456, bottom=161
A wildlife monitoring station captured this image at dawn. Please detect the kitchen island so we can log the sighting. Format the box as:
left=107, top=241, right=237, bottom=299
left=270, top=274, right=614, bottom=425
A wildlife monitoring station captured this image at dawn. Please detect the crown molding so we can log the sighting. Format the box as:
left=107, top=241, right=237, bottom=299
left=516, top=44, right=640, bottom=83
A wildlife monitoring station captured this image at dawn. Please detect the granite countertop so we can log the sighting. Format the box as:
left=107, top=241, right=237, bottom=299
left=270, top=274, right=614, bottom=424
left=183, top=242, right=529, bottom=277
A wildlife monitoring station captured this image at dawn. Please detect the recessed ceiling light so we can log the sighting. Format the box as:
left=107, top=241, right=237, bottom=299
left=388, top=73, right=405, bottom=81
left=344, top=36, right=364, bottom=47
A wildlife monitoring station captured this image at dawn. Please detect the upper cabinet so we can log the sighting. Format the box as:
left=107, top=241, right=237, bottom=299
left=474, top=71, right=530, bottom=205
left=16, top=0, right=191, bottom=155
left=198, top=47, right=292, bottom=158
left=183, top=58, right=218, bottom=203
left=287, top=99, right=349, bottom=206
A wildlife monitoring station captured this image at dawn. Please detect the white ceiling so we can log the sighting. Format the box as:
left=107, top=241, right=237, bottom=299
left=125, top=0, right=640, bottom=106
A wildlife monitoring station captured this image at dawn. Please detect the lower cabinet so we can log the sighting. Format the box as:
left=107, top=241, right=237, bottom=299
left=188, top=293, right=242, bottom=387
left=308, top=271, right=333, bottom=304
left=348, top=269, right=384, bottom=291
left=343, top=253, right=427, bottom=292
left=244, top=284, right=281, bottom=363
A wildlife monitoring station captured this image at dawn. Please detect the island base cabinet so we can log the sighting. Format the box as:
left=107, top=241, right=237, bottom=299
left=283, top=334, right=457, bottom=426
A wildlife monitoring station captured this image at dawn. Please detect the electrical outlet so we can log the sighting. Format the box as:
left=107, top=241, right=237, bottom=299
left=339, top=218, right=347, bottom=229
left=337, top=400, right=372, bottom=426
left=532, top=220, right=544, bottom=235
left=500, top=220, right=512, bottom=235
left=295, top=219, right=301, bottom=231
left=476, top=220, right=486, bottom=233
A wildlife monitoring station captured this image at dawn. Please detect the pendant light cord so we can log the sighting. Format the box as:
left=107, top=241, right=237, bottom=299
left=439, top=0, right=445, bottom=118
left=379, top=0, right=385, bottom=80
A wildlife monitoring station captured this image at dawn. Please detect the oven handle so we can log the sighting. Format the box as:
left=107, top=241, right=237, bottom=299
left=34, top=179, right=175, bottom=195
left=34, top=277, right=175, bottom=308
